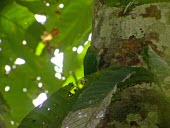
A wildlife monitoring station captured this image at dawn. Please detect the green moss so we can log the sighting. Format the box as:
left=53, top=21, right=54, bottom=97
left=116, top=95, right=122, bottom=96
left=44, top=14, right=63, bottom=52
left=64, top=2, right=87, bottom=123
left=96, top=86, right=170, bottom=128
left=126, top=113, right=142, bottom=125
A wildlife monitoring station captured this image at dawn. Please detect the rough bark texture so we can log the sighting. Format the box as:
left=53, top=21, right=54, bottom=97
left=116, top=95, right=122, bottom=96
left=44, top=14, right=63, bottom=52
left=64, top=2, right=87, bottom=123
left=92, top=0, right=170, bottom=127
left=92, top=0, right=170, bottom=68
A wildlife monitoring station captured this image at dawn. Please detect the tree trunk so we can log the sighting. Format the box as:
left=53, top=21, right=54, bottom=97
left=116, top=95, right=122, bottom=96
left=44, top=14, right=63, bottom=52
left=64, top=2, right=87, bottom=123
left=92, top=0, right=170, bottom=127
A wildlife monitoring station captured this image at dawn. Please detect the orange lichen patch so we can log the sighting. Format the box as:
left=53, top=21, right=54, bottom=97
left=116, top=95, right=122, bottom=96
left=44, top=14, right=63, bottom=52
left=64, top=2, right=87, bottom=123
left=144, top=32, right=164, bottom=57
left=99, top=36, right=145, bottom=68
left=114, top=36, right=145, bottom=66
left=141, top=5, right=161, bottom=20
left=98, top=33, right=165, bottom=69
left=55, top=10, right=61, bottom=15
left=51, top=27, right=60, bottom=37
left=128, top=57, right=141, bottom=66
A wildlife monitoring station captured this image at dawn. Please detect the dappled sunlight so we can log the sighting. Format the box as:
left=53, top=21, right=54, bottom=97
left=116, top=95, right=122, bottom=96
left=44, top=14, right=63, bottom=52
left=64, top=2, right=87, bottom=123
left=77, top=45, right=84, bottom=54
left=32, top=93, right=47, bottom=107
left=36, top=76, right=41, bottom=81
left=61, top=76, right=65, bottom=80
left=88, top=33, right=92, bottom=41
left=11, top=120, right=14, bottom=125
left=53, top=52, right=64, bottom=67
left=54, top=65, right=62, bottom=73
left=51, top=49, right=64, bottom=80
left=55, top=72, right=61, bottom=79
left=59, top=3, right=64, bottom=9
left=72, top=47, right=77, bottom=52
left=72, top=45, right=84, bottom=54
left=23, top=88, right=27, bottom=92
left=0, top=39, right=2, bottom=51
left=5, top=65, right=11, bottom=74
left=22, top=40, right=27, bottom=45
left=0, top=0, right=93, bottom=126
left=46, top=3, right=50, bottom=6
left=84, top=41, right=89, bottom=46
left=34, top=14, right=47, bottom=24
left=72, top=33, right=92, bottom=54
left=38, top=82, right=43, bottom=88
left=14, top=58, right=26, bottom=65
left=5, top=86, right=10, bottom=92
left=45, top=90, right=48, bottom=94
left=12, top=65, right=16, bottom=69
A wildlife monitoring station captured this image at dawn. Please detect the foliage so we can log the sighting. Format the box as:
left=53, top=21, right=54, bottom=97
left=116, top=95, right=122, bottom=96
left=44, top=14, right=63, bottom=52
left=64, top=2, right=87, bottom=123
left=18, top=66, right=155, bottom=128
left=83, top=45, right=99, bottom=76
left=0, top=0, right=92, bottom=127
left=1, top=0, right=170, bottom=128
left=18, top=83, right=79, bottom=128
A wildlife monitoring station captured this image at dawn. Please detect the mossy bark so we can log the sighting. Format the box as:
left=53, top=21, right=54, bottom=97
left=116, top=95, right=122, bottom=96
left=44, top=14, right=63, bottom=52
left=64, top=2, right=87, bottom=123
left=92, top=0, right=170, bottom=68
left=96, top=86, right=170, bottom=128
left=92, top=0, right=170, bottom=127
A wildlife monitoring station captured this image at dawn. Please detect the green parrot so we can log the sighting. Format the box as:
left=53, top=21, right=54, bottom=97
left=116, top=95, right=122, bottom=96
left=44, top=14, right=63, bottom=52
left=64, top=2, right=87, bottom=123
left=83, top=45, right=99, bottom=76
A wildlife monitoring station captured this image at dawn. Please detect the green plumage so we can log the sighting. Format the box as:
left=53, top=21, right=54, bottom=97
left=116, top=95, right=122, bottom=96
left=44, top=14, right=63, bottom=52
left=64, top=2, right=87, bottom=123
left=83, top=45, right=99, bottom=76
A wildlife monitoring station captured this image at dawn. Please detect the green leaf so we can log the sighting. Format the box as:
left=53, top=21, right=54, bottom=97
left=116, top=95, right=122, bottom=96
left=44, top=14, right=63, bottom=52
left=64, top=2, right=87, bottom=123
left=141, top=46, right=150, bottom=69
left=147, top=47, right=170, bottom=83
left=18, top=83, right=79, bottom=128
left=62, top=67, right=154, bottom=128
left=0, top=1, right=62, bottom=124
left=44, top=0, right=59, bottom=4
left=44, top=0, right=92, bottom=48
left=16, top=0, right=49, bottom=14
left=83, top=45, right=99, bottom=76
left=0, top=92, right=11, bottom=128
left=148, top=47, right=169, bottom=70
left=0, top=1, right=35, bottom=31
left=18, top=67, right=154, bottom=128
left=0, top=0, right=91, bottom=126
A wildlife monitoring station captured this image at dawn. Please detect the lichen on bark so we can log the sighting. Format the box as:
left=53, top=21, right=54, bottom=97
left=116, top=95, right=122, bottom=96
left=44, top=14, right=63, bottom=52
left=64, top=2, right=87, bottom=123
left=96, top=86, right=170, bottom=128
left=92, top=1, right=170, bottom=69
left=92, top=0, right=170, bottom=127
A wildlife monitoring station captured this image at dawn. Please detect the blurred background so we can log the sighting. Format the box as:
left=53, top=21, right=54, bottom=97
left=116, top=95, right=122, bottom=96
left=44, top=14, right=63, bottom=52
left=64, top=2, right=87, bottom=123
left=0, top=0, right=92, bottom=127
